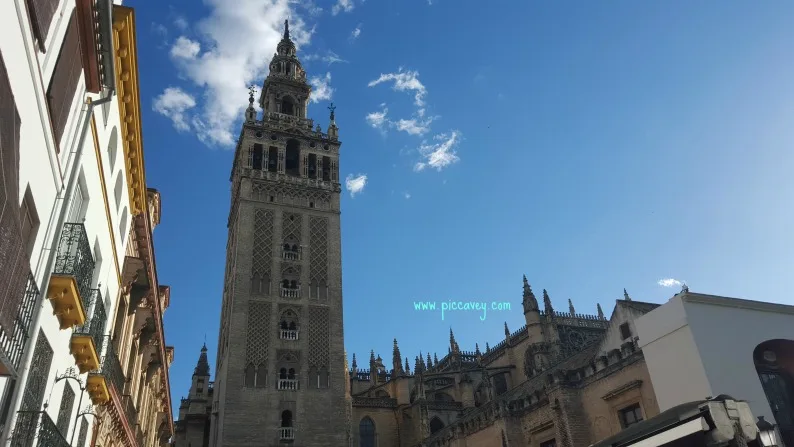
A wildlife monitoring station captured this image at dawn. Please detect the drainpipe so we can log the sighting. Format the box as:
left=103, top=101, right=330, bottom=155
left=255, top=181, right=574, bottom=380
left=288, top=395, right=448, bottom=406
left=1, top=92, right=113, bottom=445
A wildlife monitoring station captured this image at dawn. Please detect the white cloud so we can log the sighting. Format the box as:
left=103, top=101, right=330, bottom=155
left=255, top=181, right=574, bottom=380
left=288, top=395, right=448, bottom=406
left=368, top=69, right=426, bottom=107
left=161, top=0, right=314, bottom=147
left=657, top=278, right=683, bottom=288
left=414, top=131, right=461, bottom=172
left=404, top=192, right=411, bottom=199
left=395, top=118, right=433, bottom=136
left=332, top=0, right=354, bottom=15
left=174, top=16, right=189, bottom=31
left=345, top=174, right=367, bottom=197
left=365, top=106, right=388, bottom=129
left=303, top=51, right=347, bottom=65
left=170, top=36, right=201, bottom=59
left=350, top=24, right=362, bottom=40
left=309, top=72, right=333, bottom=103
left=152, top=87, right=197, bottom=132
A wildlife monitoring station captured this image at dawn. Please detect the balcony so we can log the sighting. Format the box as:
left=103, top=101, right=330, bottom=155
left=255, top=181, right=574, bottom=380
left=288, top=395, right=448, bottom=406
left=282, top=249, right=301, bottom=261
left=47, top=223, right=95, bottom=329
left=280, top=288, right=301, bottom=299
left=71, top=289, right=107, bottom=373
left=278, top=379, right=299, bottom=391
left=121, top=394, right=139, bottom=428
left=0, top=273, right=39, bottom=377
left=280, top=329, right=299, bottom=341
left=279, top=427, right=295, bottom=440
left=87, top=336, right=124, bottom=405
left=11, top=411, right=70, bottom=447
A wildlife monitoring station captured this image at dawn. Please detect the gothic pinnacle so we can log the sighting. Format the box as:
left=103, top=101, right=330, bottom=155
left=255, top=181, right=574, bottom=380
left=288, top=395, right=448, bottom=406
left=352, top=353, right=357, bottom=370
left=370, top=350, right=375, bottom=364
left=414, top=356, right=421, bottom=374
left=393, top=339, right=403, bottom=373
left=623, top=288, right=631, bottom=301
left=434, top=353, right=439, bottom=364
left=426, top=352, right=432, bottom=368
left=283, top=19, right=290, bottom=40
left=405, top=357, right=410, bottom=374
left=475, top=343, right=481, bottom=355
left=543, top=289, right=554, bottom=315
left=597, top=303, right=605, bottom=319
left=486, top=342, right=490, bottom=352
left=449, top=327, right=457, bottom=349
left=568, top=298, right=576, bottom=316
left=504, top=322, right=510, bottom=338
left=522, top=275, right=538, bottom=311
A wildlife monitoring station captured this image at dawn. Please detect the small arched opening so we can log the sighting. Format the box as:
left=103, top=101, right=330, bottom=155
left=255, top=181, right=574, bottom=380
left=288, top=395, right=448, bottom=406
left=753, top=339, right=794, bottom=446
left=359, top=417, right=376, bottom=447
left=282, top=96, right=296, bottom=116
left=430, top=417, right=444, bottom=434
left=280, top=410, right=294, bottom=440
left=285, top=139, right=300, bottom=176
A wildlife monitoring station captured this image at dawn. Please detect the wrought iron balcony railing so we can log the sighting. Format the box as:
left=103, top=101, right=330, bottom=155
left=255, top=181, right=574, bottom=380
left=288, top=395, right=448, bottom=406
left=279, top=427, right=295, bottom=440
left=70, top=289, right=107, bottom=373
left=280, top=329, right=299, bottom=340
left=10, top=411, right=69, bottom=447
left=0, top=273, right=39, bottom=377
left=121, top=394, right=139, bottom=428
left=86, top=336, right=124, bottom=405
left=52, top=223, right=95, bottom=306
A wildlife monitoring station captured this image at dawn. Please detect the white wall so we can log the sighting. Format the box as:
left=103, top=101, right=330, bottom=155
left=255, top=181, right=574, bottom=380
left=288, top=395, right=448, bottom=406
left=0, top=0, right=131, bottom=444
left=636, top=292, right=794, bottom=426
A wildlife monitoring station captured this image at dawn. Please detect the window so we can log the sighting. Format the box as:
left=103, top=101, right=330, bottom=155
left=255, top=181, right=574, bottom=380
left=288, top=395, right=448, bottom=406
left=46, top=9, right=84, bottom=149
left=26, top=0, right=60, bottom=50
left=76, top=416, right=89, bottom=446
left=20, top=187, right=40, bottom=259
left=113, top=174, right=123, bottom=209
left=430, top=417, right=444, bottom=434
left=69, top=178, right=87, bottom=223
left=56, top=383, right=76, bottom=437
left=540, top=439, right=556, bottom=447
left=107, top=126, right=118, bottom=170
left=285, top=139, right=300, bottom=176
left=620, top=323, right=632, bottom=341
left=619, top=403, right=643, bottom=429
left=118, top=207, right=128, bottom=244
left=493, top=374, right=508, bottom=396
left=359, top=417, right=376, bottom=447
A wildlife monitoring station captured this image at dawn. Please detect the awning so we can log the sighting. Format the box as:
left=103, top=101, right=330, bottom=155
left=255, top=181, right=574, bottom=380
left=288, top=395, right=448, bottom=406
left=626, top=416, right=710, bottom=447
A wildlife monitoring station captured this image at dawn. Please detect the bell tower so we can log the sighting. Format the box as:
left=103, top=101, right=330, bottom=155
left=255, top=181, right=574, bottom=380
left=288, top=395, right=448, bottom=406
left=210, top=20, right=348, bottom=446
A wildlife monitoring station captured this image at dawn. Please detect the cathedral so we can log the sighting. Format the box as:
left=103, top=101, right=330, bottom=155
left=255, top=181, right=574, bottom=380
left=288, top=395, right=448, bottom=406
left=173, top=21, right=664, bottom=447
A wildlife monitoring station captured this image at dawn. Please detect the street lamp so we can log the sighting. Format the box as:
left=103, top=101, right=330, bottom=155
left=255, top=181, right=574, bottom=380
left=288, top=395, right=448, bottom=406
left=756, top=416, right=779, bottom=447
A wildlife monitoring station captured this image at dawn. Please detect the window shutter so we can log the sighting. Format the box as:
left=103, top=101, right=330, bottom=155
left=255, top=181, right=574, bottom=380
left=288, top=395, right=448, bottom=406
left=0, top=50, right=30, bottom=335
left=26, top=0, right=60, bottom=51
left=47, top=9, right=84, bottom=149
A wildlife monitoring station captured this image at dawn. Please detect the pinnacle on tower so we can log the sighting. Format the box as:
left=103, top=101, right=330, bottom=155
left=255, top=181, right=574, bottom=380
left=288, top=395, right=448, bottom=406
left=568, top=298, right=576, bottom=316
left=351, top=353, right=358, bottom=370
left=434, top=353, right=439, bottom=364
left=543, top=289, right=554, bottom=315
left=597, top=303, right=605, bottom=319
left=426, top=352, right=432, bottom=369
left=414, top=356, right=421, bottom=374
left=449, top=327, right=456, bottom=350
left=485, top=342, right=490, bottom=352
left=393, top=339, right=403, bottom=375
left=504, top=322, right=510, bottom=338
left=405, top=357, right=410, bottom=374
left=523, top=275, right=539, bottom=312
left=283, top=19, right=290, bottom=41
left=194, top=343, right=210, bottom=376
left=623, top=288, right=631, bottom=301
left=419, top=352, right=426, bottom=371
left=475, top=343, right=481, bottom=356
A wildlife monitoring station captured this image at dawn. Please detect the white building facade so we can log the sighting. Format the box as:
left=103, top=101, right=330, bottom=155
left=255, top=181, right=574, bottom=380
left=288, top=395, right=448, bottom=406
left=636, top=290, right=794, bottom=447
left=0, top=0, right=148, bottom=445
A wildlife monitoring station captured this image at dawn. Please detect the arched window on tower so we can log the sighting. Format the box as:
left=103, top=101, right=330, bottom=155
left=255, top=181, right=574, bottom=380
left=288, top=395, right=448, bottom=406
left=430, top=417, right=444, bottom=434
left=285, top=139, right=300, bottom=176
left=280, top=410, right=294, bottom=440
left=282, top=96, right=296, bottom=116
left=359, top=417, right=376, bottom=447
left=279, top=309, right=299, bottom=340
left=308, top=153, right=317, bottom=179
left=267, top=146, right=278, bottom=172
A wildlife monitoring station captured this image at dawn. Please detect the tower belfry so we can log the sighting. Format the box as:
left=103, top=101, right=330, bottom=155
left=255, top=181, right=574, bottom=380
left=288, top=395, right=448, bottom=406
left=210, top=19, right=347, bottom=446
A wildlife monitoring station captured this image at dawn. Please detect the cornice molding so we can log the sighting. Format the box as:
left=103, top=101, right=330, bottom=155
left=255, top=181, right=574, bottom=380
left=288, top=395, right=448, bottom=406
left=112, top=6, right=147, bottom=216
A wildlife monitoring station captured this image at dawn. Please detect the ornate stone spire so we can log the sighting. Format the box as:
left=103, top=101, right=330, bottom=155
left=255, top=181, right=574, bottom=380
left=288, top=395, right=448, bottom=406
left=283, top=19, right=290, bottom=40
left=485, top=342, right=490, bottom=352
left=522, top=275, right=539, bottom=313
left=327, top=103, right=338, bottom=139
left=597, top=303, right=605, bottom=319
left=351, top=353, right=357, bottom=371
left=419, top=352, right=426, bottom=371
left=245, top=85, right=257, bottom=122
left=623, top=288, right=631, bottom=301
left=194, top=343, right=210, bottom=376
left=426, top=352, right=432, bottom=369
left=568, top=298, right=576, bottom=316
left=393, top=339, right=403, bottom=375
left=475, top=343, right=481, bottom=356
left=449, top=328, right=458, bottom=352
left=405, top=357, right=410, bottom=374
left=504, top=322, right=510, bottom=338
left=434, top=353, right=438, bottom=365
left=414, top=356, right=422, bottom=374
left=543, top=289, right=554, bottom=315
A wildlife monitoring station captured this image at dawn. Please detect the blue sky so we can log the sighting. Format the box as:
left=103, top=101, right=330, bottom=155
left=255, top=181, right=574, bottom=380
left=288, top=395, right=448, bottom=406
left=128, top=0, right=794, bottom=416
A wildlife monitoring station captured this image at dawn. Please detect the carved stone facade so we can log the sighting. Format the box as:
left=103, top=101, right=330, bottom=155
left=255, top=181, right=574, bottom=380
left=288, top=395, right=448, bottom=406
left=191, top=20, right=348, bottom=447
left=349, top=282, right=662, bottom=447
